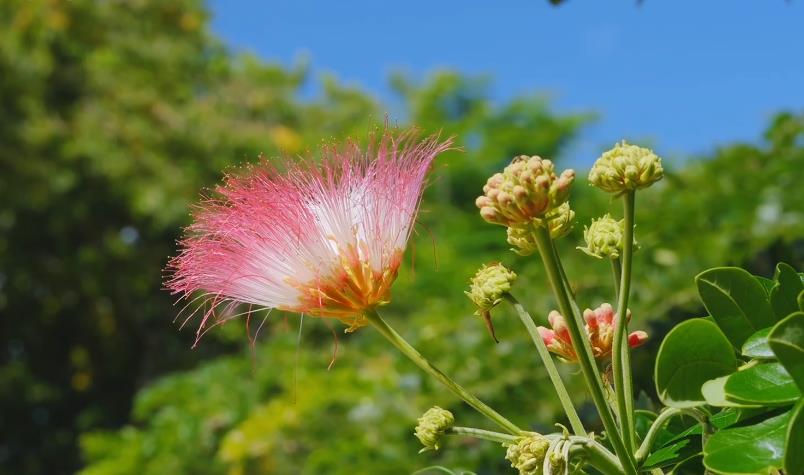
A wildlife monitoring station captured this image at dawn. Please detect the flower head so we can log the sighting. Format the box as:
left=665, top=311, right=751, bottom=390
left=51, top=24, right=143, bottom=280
left=465, top=263, right=517, bottom=342
left=505, top=433, right=550, bottom=475
left=476, top=155, right=575, bottom=227
left=414, top=406, right=455, bottom=452
left=577, top=214, right=632, bottom=259
left=507, top=202, right=575, bottom=256
left=166, top=129, right=451, bottom=338
left=537, top=304, right=648, bottom=362
left=589, top=141, right=664, bottom=195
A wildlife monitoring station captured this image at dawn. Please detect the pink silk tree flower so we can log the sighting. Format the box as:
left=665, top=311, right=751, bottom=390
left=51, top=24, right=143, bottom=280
left=537, top=304, right=648, bottom=362
left=166, top=129, right=452, bottom=340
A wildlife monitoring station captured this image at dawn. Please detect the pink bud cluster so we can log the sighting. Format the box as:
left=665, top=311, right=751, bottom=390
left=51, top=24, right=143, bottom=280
left=537, top=303, right=648, bottom=362
left=475, top=155, right=575, bottom=227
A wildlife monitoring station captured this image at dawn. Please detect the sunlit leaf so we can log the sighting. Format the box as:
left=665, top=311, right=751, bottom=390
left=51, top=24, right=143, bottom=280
left=724, top=362, right=800, bottom=406
left=696, top=267, right=776, bottom=348
left=768, top=311, right=804, bottom=392
left=655, top=318, right=737, bottom=408
left=704, top=411, right=791, bottom=475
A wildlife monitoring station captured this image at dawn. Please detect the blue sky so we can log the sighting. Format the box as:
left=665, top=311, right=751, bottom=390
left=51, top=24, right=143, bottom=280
left=208, top=0, right=804, bottom=165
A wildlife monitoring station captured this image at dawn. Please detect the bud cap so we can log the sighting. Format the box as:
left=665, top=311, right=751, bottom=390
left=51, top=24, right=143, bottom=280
left=414, top=406, right=455, bottom=452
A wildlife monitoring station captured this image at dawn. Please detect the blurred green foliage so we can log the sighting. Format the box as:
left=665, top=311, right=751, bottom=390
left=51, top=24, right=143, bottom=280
left=1, top=0, right=802, bottom=474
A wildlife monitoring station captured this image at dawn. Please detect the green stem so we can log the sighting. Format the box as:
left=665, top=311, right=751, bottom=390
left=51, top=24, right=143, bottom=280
left=448, top=426, right=518, bottom=444
left=566, top=437, right=624, bottom=475
left=610, top=257, right=621, bottom=299
left=613, top=191, right=637, bottom=452
left=504, top=294, right=586, bottom=436
left=364, top=309, right=521, bottom=435
left=532, top=227, right=638, bottom=475
left=635, top=407, right=709, bottom=464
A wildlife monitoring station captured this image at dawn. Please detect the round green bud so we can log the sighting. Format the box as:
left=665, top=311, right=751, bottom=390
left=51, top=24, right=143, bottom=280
left=507, top=203, right=576, bottom=256
left=589, top=141, right=664, bottom=195
left=414, top=406, right=454, bottom=452
left=465, top=263, right=517, bottom=313
left=577, top=214, right=629, bottom=259
left=505, top=433, right=550, bottom=475
left=476, top=155, right=575, bottom=227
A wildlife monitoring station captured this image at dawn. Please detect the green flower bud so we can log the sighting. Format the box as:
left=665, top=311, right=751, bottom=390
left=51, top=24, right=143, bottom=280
left=465, top=263, right=517, bottom=313
left=414, top=406, right=454, bottom=452
left=589, top=141, right=664, bottom=195
left=477, top=155, right=575, bottom=227
left=577, top=214, right=631, bottom=259
left=505, top=433, right=550, bottom=475
left=507, top=203, right=576, bottom=256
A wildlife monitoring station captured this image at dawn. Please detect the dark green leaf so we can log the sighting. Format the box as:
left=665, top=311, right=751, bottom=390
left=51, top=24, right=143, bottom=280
left=644, top=439, right=691, bottom=469
left=724, top=362, right=800, bottom=406
left=799, top=289, right=804, bottom=311
left=704, top=411, right=792, bottom=475
left=668, top=455, right=704, bottom=475
left=655, top=319, right=738, bottom=408
left=785, top=399, right=804, bottom=475
left=741, top=328, right=775, bottom=359
left=771, top=263, right=804, bottom=320
left=768, top=311, right=804, bottom=392
left=696, top=267, right=776, bottom=348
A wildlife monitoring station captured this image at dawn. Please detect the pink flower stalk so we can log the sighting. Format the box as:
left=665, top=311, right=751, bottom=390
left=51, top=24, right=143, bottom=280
left=166, top=129, right=451, bottom=339
left=537, top=303, right=648, bottom=362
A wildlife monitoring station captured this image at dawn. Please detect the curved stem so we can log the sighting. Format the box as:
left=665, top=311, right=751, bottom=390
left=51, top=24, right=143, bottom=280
left=635, top=407, right=709, bottom=464
left=504, top=294, right=586, bottom=436
left=364, top=309, right=521, bottom=434
left=532, top=227, right=638, bottom=475
left=448, top=426, right=518, bottom=444
left=613, top=191, right=637, bottom=452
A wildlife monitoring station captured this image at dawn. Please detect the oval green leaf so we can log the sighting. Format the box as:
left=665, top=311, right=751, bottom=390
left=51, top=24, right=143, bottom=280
left=704, top=411, right=792, bottom=475
left=771, top=262, right=804, bottom=320
left=741, top=327, right=775, bottom=360
left=696, top=267, right=776, bottom=348
left=655, top=319, right=737, bottom=408
left=768, top=311, right=804, bottom=392
left=786, top=399, right=804, bottom=475
left=724, top=362, right=801, bottom=406
left=702, top=376, right=758, bottom=408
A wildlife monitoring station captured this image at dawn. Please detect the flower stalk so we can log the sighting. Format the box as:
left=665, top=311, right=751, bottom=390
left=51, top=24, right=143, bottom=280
left=612, top=191, right=637, bottom=451
left=531, top=226, right=638, bottom=475
left=635, top=407, right=710, bottom=464
left=503, top=294, right=586, bottom=436
left=364, top=308, right=521, bottom=435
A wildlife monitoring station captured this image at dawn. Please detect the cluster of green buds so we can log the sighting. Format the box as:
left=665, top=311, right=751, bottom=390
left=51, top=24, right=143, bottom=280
left=577, top=214, right=634, bottom=259
left=476, top=155, right=575, bottom=227
left=505, top=433, right=551, bottom=475
left=465, top=263, right=517, bottom=342
left=507, top=203, right=575, bottom=256
left=414, top=406, right=455, bottom=452
left=588, top=141, right=664, bottom=195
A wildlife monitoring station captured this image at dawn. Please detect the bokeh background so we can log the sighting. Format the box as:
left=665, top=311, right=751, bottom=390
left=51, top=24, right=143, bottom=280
left=1, top=1, right=803, bottom=474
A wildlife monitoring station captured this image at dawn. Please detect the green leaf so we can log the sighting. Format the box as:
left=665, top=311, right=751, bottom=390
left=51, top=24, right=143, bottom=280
left=696, top=267, right=776, bottom=348
left=741, top=328, right=775, bottom=359
left=770, top=262, right=804, bottom=320
left=768, top=311, right=804, bottom=392
left=770, top=263, right=804, bottom=320
left=799, top=289, right=804, bottom=311
left=785, top=399, right=804, bottom=475
left=655, top=319, right=737, bottom=408
left=704, top=411, right=792, bottom=475
left=702, top=376, right=758, bottom=408
left=635, top=410, right=658, bottom=442
left=644, top=439, right=692, bottom=469
left=724, top=362, right=801, bottom=406
left=754, top=275, right=776, bottom=295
